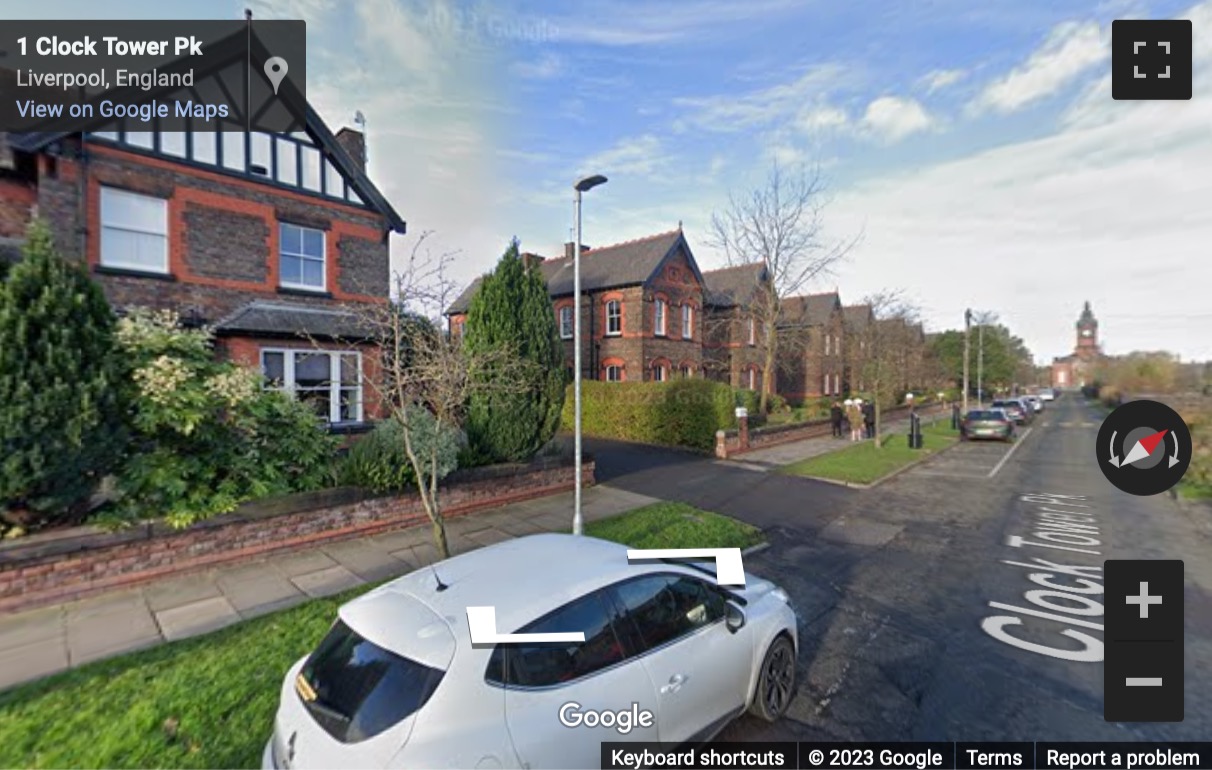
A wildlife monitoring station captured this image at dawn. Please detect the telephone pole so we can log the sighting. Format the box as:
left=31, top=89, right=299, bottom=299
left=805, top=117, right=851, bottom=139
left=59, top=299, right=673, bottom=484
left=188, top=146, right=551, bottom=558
left=962, top=308, right=972, bottom=414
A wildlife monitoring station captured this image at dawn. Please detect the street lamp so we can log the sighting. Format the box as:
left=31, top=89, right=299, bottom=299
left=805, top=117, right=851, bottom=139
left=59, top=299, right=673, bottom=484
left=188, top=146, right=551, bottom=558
left=572, top=173, right=607, bottom=535
left=973, top=310, right=998, bottom=407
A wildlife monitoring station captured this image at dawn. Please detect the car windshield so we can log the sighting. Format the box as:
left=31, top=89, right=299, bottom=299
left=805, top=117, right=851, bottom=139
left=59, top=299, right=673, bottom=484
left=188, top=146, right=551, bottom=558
left=296, top=620, right=445, bottom=744
left=967, top=411, right=1005, bottom=420
left=992, top=401, right=1019, bottom=410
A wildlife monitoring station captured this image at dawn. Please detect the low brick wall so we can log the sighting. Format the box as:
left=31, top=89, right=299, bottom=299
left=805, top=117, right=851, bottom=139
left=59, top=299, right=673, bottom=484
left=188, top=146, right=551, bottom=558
left=0, top=456, right=594, bottom=613
left=715, top=403, right=945, bottom=458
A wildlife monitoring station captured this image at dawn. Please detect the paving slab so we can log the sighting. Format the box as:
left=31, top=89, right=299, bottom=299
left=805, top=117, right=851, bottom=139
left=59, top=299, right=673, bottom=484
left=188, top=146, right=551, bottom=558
left=216, top=562, right=304, bottom=618
left=270, top=549, right=339, bottom=578
left=0, top=604, right=63, bottom=650
left=65, top=592, right=161, bottom=666
left=464, top=528, right=514, bottom=548
left=366, top=528, right=431, bottom=552
left=492, top=516, right=549, bottom=537
left=445, top=516, right=495, bottom=536
left=291, top=565, right=364, bottom=598
left=322, top=540, right=413, bottom=582
left=393, top=541, right=440, bottom=568
left=156, top=596, right=241, bottom=641
left=143, top=572, right=223, bottom=613
left=0, top=637, right=69, bottom=690
left=816, top=517, right=904, bottom=547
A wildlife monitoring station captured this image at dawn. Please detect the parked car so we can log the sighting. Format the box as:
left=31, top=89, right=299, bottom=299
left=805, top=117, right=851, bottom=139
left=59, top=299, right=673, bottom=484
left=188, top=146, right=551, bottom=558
left=1021, top=395, right=1044, bottom=413
left=1038, top=388, right=1056, bottom=402
left=960, top=409, right=1015, bottom=442
left=990, top=399, right=1031, bottom=424
left=263, top=533, right=799, bottom=770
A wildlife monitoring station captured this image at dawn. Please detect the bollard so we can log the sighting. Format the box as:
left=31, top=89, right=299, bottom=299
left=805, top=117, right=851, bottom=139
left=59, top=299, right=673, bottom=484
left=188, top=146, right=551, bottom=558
left=951, top=403, right=961, bottom=430
left=908, top=412, right=924, bottom=449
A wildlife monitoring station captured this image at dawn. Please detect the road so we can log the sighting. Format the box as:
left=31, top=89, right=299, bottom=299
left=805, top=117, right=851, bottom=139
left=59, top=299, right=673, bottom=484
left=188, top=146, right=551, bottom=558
left=591, top=396, right=1212, bottom=741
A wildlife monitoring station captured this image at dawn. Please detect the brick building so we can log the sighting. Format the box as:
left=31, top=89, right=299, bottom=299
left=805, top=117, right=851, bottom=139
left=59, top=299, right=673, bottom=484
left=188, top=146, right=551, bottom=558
left=701, top=263, right=772, bottom=391
left=777, top=292, right=846, bottom=403
left=446, top=228, right=705, bottom=382
left=842, top=303, right=875, bottom=392
left=0, top=69, right=406, bottom=428
left=1051, top=301, right=1102, bottom=388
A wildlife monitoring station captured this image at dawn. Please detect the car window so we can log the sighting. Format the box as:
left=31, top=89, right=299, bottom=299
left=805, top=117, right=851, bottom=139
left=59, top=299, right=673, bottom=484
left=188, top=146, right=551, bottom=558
left=488, top=591, right=627, bottom=688
left=297, top=620, right=445, bottom=744
left=609, top=574, right=727, bottom=653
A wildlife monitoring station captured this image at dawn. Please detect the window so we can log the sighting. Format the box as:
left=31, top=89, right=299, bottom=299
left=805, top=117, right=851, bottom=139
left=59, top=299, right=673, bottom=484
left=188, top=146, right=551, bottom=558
left=825, top=334, right=831, bottom=356
left=486, top=591, right=626, bottom=687
left=605, top=300, right=622, bottom=336
left=193, top=130, right=217, bottom=164
left=125, top=131, right=153, bottom=150
left=824, top=373, right=830, bottom=395
left=160, top=132, right=186, bottom=158
left=747, top=367, right=758, bottom=390
left=680, top=365, right=692, bottom=379
left=654, top=299, right=666, bottom=336
left=99, top=187, right=168, bottom=273
left=747, top=317, right=756, bottom=346
left=262, top=349, right=363, bottom=423
left=221, top=129, right=245, bottom=171
left=298, top=620, right=446, bottom=743
left=652, top=363, right=665, bottom=382
left=276, top=137, right=298, bottom=185
left=682, top=305, right=693, bottom=339
left=605, top=365, right=622, bottom=382
left=833, top=373, right=840, bottom=394
left=609, top=575, right=726, bottom=653
left=280, top=222, right=326, bottom=290
left=301, top=145, right=322, bottom=192
left=559, top=306, right=573, bottom=339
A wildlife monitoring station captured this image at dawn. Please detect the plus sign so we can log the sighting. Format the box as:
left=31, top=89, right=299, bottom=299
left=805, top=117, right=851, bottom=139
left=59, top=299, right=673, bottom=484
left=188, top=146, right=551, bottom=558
left=1126, top=581, right=1163, bottom=618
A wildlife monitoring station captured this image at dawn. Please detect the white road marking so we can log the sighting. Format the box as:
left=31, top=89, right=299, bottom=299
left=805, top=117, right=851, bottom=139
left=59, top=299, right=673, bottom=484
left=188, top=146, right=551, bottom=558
left=988, top=427, right=1032, bottom=478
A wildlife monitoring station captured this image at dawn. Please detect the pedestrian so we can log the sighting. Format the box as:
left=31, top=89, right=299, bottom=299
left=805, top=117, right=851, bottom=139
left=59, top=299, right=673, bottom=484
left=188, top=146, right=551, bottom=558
left=862, top=399, right=875, bottom=439
left=830, top=400, right=844, bottom=438
left=847, top=399, right=863, bottom=441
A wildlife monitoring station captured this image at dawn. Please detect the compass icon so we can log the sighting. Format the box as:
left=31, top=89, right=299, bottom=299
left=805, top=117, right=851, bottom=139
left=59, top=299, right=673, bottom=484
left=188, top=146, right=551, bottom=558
left=1097, top=399, right=1192, bottom=495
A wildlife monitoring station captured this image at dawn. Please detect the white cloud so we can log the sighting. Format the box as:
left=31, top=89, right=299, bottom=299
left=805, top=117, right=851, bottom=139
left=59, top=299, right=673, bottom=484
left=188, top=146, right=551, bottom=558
left=511, top=53, right=563, bottom=80
left=551, top=0, right=814, bottom=47
left=918, top=68, right=966, bottom=94
left=580, top=134, right=665, bottom=177
left=859, top=96, right=934, bottom=142
left=795, top=104, right=849, bottom=133
left=971, top=20, right=1107, bottom=114
left=674, top=64, right=852, bottom=131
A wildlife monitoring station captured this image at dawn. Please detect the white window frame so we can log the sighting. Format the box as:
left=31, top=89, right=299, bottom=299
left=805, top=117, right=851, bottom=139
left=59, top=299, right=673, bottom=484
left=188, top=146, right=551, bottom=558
left=681, top=365, right=693, bottom=379
left=279, top=222, right=327, bottom=292
left=606, top=300, right=622, bottom=336
left=261, top=348, right=363, bottom=423
left=559, top=306, right=573, bottom=339
left=99, top=186, right=168, bottom=273
left=682, top=304, right=693, bottom=339
left=652, top=363, right=666, bottom=382
left=833, top=373, right=840, bottom=394
left=605, top=365, right=622, bottom=382
left=825, top=333, right=831, bottom=356
left=824, top=373, right=830, bottom=395
left=747, top=367, right=758, bottom=390
left=654, top=299, right=666, bottom=336
left=747, top=317, right=756, bottom=346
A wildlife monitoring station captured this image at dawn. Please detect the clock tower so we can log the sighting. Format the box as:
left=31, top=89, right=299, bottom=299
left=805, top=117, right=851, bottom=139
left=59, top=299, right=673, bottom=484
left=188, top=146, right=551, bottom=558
left=1075, top=300, right=1099, bottom=359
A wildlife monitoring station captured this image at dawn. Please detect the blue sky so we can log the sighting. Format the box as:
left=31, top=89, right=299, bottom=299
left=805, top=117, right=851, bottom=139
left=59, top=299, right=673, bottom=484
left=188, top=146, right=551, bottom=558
left=7, top=0, right=1211, bottom=362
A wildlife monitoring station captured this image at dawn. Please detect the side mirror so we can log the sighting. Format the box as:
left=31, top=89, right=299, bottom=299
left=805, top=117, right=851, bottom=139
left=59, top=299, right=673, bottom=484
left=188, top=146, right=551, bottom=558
left=725, top=603, right=746, bottom=633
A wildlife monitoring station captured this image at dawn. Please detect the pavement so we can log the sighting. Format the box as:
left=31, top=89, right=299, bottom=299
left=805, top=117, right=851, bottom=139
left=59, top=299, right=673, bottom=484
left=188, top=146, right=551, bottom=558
left=0, top=484, right=660, bottom=691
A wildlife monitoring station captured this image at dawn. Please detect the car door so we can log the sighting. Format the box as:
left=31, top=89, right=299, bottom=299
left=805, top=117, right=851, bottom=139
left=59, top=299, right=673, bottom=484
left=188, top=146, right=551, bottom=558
left=498, top=590, right=660, bottom=770
left=606, top=573, right=752, bottom=745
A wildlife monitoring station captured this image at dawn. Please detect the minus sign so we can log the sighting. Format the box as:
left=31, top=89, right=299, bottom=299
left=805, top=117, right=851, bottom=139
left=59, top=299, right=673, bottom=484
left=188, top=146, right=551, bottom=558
left=1125, top=677, right=1163, bottom=686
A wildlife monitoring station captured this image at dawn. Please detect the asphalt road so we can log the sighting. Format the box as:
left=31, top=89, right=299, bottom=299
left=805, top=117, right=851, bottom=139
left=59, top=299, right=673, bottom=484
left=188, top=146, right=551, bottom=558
left=591, top=397, right=1212, bottom=741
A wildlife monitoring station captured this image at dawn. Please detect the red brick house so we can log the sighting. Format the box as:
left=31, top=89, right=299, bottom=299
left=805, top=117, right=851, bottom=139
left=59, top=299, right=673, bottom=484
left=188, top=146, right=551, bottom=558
left=1, top=88, right=405, bottom=428
left=446, top=228, right=705, bottom=382
left=842, top=303, right=875, bottom=393
left=1051, top=301, right=1102, bottom=388
left=777, top=292, right=846, bottom=403
left=701, top=263, right=773, bottom=391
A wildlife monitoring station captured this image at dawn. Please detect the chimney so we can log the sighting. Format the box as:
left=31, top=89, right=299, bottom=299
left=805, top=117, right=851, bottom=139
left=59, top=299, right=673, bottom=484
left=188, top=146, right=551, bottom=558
left=335, top=127, right=366, bottom=172
left=521, top=252, right=545, bottom=269
left=563, top=242, right=590, bottom=259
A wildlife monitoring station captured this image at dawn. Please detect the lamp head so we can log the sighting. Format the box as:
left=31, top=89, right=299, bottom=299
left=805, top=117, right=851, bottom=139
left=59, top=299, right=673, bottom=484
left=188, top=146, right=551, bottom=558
left=575, top=174, right=608, bottom=192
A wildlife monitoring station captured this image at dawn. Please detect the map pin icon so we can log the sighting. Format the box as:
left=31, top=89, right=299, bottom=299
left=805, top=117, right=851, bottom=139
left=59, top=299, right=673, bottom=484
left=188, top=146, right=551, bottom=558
left=264, top=56, right=288, bottom=95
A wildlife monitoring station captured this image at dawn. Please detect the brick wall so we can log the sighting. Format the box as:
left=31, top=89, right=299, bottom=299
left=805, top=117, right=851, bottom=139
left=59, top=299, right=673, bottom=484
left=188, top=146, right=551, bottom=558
left=0, top=178, right=35, bottom=238
left=715, top=403, right=943, bottom=458
left=0, top=457, right=594, bottom=613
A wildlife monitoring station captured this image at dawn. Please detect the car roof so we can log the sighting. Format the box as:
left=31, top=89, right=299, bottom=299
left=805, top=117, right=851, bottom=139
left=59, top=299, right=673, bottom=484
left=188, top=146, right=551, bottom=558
left=341, top=533, right=662, bottom=651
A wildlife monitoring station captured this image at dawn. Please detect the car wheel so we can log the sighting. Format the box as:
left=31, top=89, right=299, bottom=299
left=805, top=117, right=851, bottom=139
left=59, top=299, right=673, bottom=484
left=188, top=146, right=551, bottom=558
left=749, top=634, right=795, bottom=722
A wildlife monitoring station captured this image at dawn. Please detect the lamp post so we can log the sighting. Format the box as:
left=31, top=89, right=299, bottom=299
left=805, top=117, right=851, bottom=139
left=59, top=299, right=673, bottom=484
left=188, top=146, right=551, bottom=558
left=973, top=310, right=998, bottom=407
left=962, top=309, right=971, bottom=414
left=572, top=174, right=607, bottom=535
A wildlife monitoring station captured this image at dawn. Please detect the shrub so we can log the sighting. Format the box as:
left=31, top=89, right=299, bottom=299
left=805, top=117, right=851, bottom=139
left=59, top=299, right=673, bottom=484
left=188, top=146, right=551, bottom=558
left=767, top=393, right=789, bottom=413
left=111, top=309, right=340, bottom=528
left=463, top=240, right=565, bottom=462
left=561, top=379, right=740, bottom=451
left=1183, top=408, right=1211, bottom=494
left=0, top=220, right=128, bottom=529
left=339, top=419, right=418, bottom=493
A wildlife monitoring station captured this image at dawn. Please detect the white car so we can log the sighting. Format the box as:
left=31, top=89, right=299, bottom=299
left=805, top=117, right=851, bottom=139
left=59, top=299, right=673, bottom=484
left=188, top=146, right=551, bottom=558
left=1021, top=395, right=1044, bottom=413
left=1038, top=389, right=1056, bottom=402
left=263, top=533, right=798, bottom=770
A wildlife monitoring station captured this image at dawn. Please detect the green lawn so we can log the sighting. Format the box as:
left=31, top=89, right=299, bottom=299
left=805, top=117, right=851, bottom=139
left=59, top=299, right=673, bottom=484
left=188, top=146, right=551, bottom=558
left=0, top=502, right=758, bottom=770
left=781, top=418, right=959, bottom=484
left=1177, top=480, right=1212, bottom=500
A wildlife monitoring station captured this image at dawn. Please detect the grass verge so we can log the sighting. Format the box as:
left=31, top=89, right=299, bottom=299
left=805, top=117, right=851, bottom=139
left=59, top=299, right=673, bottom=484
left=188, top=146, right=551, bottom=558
left=0, top=502, right=757, bottom=769
left=780, top=418, right=959, bottom=484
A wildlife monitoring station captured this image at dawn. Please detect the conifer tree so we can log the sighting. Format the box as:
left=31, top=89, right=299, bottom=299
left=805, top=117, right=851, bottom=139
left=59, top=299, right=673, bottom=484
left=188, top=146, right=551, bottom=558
left=463, top=239, right=564, bottom=461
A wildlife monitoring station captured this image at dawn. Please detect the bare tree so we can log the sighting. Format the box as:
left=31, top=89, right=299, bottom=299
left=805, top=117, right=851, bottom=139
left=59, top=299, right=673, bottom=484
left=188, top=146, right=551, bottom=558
left=709, top=162, right=858, bottom=412
left=347, top=232, right=534, bottom=558
left=857, top=291, right=920, bottom=447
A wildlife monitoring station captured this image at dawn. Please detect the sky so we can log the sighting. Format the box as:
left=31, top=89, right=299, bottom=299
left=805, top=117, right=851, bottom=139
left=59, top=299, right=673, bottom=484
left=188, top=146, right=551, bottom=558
left=6, top=0, right=1212, bottom=363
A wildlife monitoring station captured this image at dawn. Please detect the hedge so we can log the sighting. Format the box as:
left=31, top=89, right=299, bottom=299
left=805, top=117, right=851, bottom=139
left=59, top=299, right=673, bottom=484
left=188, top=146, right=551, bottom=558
left=559, top=379, right=753, bottom=451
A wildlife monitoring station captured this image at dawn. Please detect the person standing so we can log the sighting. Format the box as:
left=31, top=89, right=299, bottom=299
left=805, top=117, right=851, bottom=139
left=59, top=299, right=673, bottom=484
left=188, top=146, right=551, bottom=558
left=830, top=400, right=844, bottom=438
left=846, top=399, right=862, bottom=441
left=862, top=399, right=876, bottom=439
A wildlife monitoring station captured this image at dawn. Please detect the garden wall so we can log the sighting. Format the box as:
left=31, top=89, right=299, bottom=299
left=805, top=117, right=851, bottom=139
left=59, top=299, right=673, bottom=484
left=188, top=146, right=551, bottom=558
left=715, top=402, right=944, bottom=458
left=0, top=456, right=594, bottom=613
